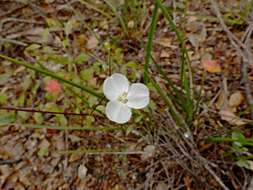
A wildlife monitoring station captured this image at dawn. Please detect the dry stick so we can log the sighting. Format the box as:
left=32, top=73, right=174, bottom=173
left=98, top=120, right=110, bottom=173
left=0, top=5, right=26, bottom=18
left=157, top=112, right=217, bottom=189
left=211, top=0, right=253, bottom=119
left=211, top=0, right=253, bottom=66
left=0, top=37, right=27, bottom=46
left=241, top=24, right=253, bottom=118
left=211, top=0, right=253, bottom=189
left=164, top=110, right=229, bottom=189
left=0, top=106, right=91, bottom=116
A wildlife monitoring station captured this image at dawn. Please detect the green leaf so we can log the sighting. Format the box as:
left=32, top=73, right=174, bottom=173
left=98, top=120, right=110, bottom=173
left=0, top=73, right=11, bottom=85
left=64, top=19, right=75, bottom=36
left=232, top=131, right=245, bottom=147
left=0, top=112, right=16, bottom=126
left=236, top=160, right=253, bottom=171
left=46, top=18, right=62, bottom=28
left=21, top=76, right=32, bottom=90
left=0, top=92, right=8, bottom=104
left=17, top=111, right=29, bottom=121
left=42, top=28, right=50, bottom=43
left=56, top=115, right=68, bottom=126
left=75, top=53, right=88, bottom=64
left=86, top=116, right=95, bottom=127
left=33, top=112, right=43, bottom=124
left=81, top=68, right=94, bottom=81
left=25, top=44, right=41, bottom=51
left=38, top=148, right=49, bottom=157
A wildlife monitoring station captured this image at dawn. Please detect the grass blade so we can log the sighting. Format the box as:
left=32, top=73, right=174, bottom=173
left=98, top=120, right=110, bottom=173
left=103, top=0, right=127, bottom=34
left=21, top=124, right=121, bottom=131
left=156, top=0, right=195, bottom=123
left=144, top=2, right=158, bottom=83
left=149, top=77, right=188, bottom=129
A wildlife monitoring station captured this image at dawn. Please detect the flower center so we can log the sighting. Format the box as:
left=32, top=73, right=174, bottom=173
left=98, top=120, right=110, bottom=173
left=117, top=92, right=128, bottom=104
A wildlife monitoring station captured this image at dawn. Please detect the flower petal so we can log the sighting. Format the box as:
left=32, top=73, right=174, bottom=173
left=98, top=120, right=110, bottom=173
left=103, top=73, right=129, bottom=101
left=106, top=101, right=132, bottom=124
left=127, top=83, right=150, bottom=109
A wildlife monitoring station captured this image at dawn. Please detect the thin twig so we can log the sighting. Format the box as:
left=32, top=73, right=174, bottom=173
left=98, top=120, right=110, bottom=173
left=211, top=0, right=253, bottom=119
left=0, top=37, right=27, bottom=46
left=241, top=24, right=253, bottom=118
left=0, top=106, right=90, bottom=116
left=211, top=0, right=253, bottom=67
left=0, top=158, right=22, bottom=165
left=0, top=5, right=26, bottom=18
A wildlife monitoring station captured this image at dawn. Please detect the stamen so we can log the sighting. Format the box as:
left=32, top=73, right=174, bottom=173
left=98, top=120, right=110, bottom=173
left=118, top=92, right=128, bottom=104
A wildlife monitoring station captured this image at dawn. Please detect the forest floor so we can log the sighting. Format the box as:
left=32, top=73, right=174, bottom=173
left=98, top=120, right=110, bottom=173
left=1, top=0, right=253, bottom=190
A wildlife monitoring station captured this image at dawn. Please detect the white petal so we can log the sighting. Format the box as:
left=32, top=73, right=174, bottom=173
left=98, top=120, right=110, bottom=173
left=103, top=73, right=129, bottom=101
left=106, top=101, right=132, bottom=124
left=127, top=83, right=150, bottom=109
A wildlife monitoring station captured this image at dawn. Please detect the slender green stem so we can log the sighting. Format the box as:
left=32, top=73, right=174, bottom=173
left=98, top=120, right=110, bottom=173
left=104, top=0, right=127, bottom=34
left=0, top=54, right=103, bottom=98
left=144, top=2, right=158, bottom=83
left=149, top=77, right=188, bottom=129
left=156, top=0, right=194, bottom=123
left=78, top=0, right=112, bottom=19
left=21, top=124, right=121, bottom=131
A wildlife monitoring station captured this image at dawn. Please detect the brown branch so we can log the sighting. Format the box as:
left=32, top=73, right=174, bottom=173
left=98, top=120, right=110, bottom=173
left=241, top=24, right=253, bottom=118
left=211, top=0, right=253, bottom=67
left=0, top=106, right=89, bottom=116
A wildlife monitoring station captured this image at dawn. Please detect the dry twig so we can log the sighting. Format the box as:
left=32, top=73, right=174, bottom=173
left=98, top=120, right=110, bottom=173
left=211, top=0, right=253, bottom=119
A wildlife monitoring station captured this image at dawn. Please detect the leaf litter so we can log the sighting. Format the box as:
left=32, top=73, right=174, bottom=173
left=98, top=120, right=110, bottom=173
left=0, top=0, right=253, bottom=189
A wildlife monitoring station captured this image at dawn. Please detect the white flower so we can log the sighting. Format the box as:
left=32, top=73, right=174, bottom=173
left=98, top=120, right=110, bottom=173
left=103, top=73, right=150, bottom=124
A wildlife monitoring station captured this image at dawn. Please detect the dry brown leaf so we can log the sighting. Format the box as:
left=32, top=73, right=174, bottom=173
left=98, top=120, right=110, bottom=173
left=157, top=37, right=172, bottom=47
left=184, top=175, right=192, bottom=190
left=215, top=91, right=226, bottom=110
left=160, top=50, right=170, bottom=58
left=127, top=20, right=134, bottom=29
left=141, top=145, right=155, bottom=160
left=78, top=164, right=88, bottom=180
left=156, top=182, right=168, bottom=190
left=87, top=36, right=99, bottom=49
left=229, top=91, right=244, bottom=108
left=219, top=109, right=247, bottom=126
left=202, top=59, right=222, bottom=73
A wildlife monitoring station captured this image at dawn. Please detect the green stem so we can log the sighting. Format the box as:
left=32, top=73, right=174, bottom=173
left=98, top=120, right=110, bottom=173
left=0, top=54, right=103, bottom=98
left=22, top=124, right=120, bottom=131
left=144, top=2, right=158, bottom=83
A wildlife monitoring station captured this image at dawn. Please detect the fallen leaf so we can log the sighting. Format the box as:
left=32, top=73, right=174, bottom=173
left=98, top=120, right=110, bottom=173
left=157, top=37, right=172, bottom=47
left=160, top=50, right=171, bottom=58
left=45, top=80, right=61, bottom=93
left=184, top=175, right=192, bottom=190
left=215, top=91, right=226, bottom=110
left=87, top=36, right=98, bottom=49
left=127, top=20, right=134, bottom=29
left=202, top=59, right=222, bottom=73
left=156, top=182, right=168, bottom=190
left=141, top=145, right=156, bottom=160
left=236, top=160, right=253, bottom=171
left=78, top=164, right=88, bottom=180
left=219, top=109, right=247, bottom=126
left=229, top=91, right=244, bottom=108
left=188, top=33, right=199, bottom=49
